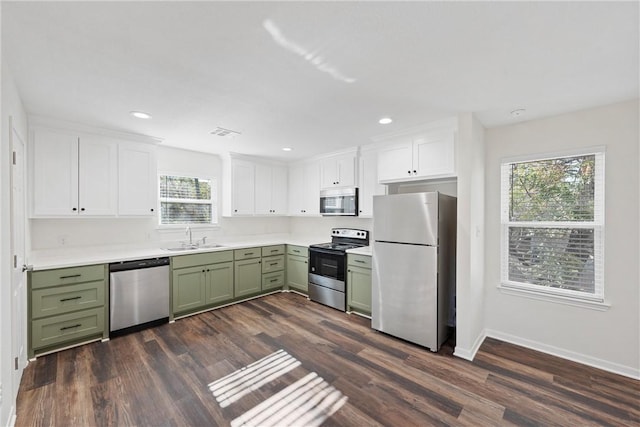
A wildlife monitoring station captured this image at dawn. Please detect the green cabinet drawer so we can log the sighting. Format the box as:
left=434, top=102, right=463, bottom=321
left=347, top=253, right=372, bottom=269
left=172, top=250, right=233, bottom=269
left=234, top=247, right=261, bottom=260
left=262, top=271, right=285, bottom=290
left=31, top=264, right=106, bottom=289
left=32, top=281, right=105, bottom=319
left=31, top=307, right=105, bottom=351
left=287, top=245, right=308, bottom=257
left=262, top=255, right=285, bottom=273
left=262, top=245, right=285, bottom=257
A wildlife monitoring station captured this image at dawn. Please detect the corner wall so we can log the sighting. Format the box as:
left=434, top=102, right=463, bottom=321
left=484, top=99, right=640, bottom=377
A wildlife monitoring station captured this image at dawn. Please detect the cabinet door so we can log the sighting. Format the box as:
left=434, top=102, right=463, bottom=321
left=347, top=265, right=372, bottom=314
left=358, top=150, right=385, bottom=217
left=286, top=254, right=308, bottom=293
left=32, top=128, right=79, bottom=216
left=336, top=154, right=356, bottom=187
left=234, top=258, right=262, bottom=297
left=231, top=159, right=255, bottom=215
left=270, top=165, right=288, bottom=215
left=78, top=135, right=118, bottom=216
left=320, top=157, right=339, bottom=188
left=118, top=142, right=157, bottom=215
left=172, top=266, right=206, bottom=314
left=377, top=141, right=413, bottom=182
left=413, top=130, right=456, bottom=178
left=254, top=163, right=273, bottom=215
left=206, top=261, right=234, bottom=305
left=288, top=164, right=305, bottom=215
left=288, top=162, right=320, bottom=216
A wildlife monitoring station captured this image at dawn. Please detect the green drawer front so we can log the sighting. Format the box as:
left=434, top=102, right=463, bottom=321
left=261, top=245, right=285, bottom=257
left=262, top=255, right=285, bottom=273
left=31, top=307, right=104, bottom=351
left=234, top=247, right=261, bottom=260
left=287, top=245, right=308, bottom=257
left=262, top=271, right=285, bottom=290
left=31, top=264, right=106, bottom=289
left=172, top=250, right=233, bottom=269
left=32, top=281, right=105, bottom=319
left=348, top=253, right=372, bottom=269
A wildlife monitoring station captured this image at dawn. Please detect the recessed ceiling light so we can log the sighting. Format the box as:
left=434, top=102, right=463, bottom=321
left=282, top=147, right=292, bottom=152
left=510, top=109, right=526, bottom=118
left=130, top=111, right=152, bottom=119
left=378, top=117, right=393, bottom=125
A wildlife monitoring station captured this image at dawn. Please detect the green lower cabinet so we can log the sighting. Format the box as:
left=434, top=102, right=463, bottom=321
left=205, top=261, right=234, bottom=304
left=31, top=307, right=105, bottom=352
left=287, top=254, right=308, bottom=293
left=234, top=257, right=262, bottom=297
left=172, top=265, right=207, bottom=314
left=347, top=260, right=372, bottom=315
left=262, top=271, right=285, bottom=291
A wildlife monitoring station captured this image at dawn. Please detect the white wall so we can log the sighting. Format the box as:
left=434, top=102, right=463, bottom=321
left=453, top=113, right=486, bottom=359
left=1, top=49, right=30, bottom=425
left=289, top=216, right=373, bottom=243
left=484, top=99, right=640, bottom=378
left=30, top=145, right=290, bottom=249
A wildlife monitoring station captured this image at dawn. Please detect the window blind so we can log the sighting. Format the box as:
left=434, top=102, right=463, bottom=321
left=159, top=175, right=216, bottom=225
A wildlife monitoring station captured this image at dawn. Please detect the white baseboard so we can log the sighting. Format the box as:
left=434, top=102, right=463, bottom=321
left=485, top=329, right=640, bottom=380
left=453, top=329, right=487, bottom=361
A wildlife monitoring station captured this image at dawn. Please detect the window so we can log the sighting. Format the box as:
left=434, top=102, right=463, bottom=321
left=159, top=174, right=217, bottom=225
left=501, top=150, right=604, bottom=302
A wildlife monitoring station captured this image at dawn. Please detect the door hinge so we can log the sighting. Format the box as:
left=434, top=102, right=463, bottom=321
left=13, top=255, right=17, bottom=269
left=14, top=357, right=18, bottom=370
left=12, top=151, right=17, bottom=165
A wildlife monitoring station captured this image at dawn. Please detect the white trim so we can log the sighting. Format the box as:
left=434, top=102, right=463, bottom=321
left=500, top=145, right=606, bottom=165
left=497, top=284, right=610, bottom=310
left=453, top=329, right=487, bottom=361
left=485, top=329, right=640, bottom=380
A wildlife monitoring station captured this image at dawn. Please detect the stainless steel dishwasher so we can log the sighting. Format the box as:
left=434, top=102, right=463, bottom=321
left=109, top=257, right=170, bottom=336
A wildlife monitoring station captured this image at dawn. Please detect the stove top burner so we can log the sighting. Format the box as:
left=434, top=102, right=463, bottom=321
left=310, top=242, right=363, bottom=251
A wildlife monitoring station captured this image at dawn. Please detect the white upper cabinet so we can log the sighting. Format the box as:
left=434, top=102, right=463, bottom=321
left=31, top=128, right=118, bottom=217
left=118, top=142, right=157, bottom=216
left=376, top=120, right=457, bottom=183
left=288, top=161, right=320, bottom=216
left=255, top=163, right=288, bottom=215
left=223, top=155, right=288, bottom=217
left=320, top=152, right=356, bottom=189
left=358, top=149, right=386, bottom=217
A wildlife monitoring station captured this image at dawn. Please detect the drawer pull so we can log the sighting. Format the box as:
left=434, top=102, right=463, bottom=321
left=60, top=274, right=82, bottom=279
left=244, top=252, right=254, bottom=256
left=60, top=296, right=82, bottom=302
left=354, top=260, right=366, bottom=264
left=60, top=324, right=82, bottom=331
left=271, top=249, right=278, bottom=253
left=270, top=262, right=278, bottom=266
left=292, top=250, right=300, bottom=253
left=270, top=278, right=278, bottom=283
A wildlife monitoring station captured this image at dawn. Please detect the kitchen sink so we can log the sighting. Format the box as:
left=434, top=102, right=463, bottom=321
left=161, top=243, right=225, bottom=251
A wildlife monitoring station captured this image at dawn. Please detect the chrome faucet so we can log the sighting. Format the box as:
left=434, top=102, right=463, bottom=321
left=185, top=226, right=192, bottom=245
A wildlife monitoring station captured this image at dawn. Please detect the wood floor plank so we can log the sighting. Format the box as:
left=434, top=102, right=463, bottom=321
left=16, top=293, right=639, bottom=427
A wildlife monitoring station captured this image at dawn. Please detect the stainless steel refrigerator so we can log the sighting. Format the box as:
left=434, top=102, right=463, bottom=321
left=372, top=191, right=456, bottom=352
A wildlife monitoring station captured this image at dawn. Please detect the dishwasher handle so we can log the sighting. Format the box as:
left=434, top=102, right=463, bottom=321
left=109, top=257, right=170, bottom=273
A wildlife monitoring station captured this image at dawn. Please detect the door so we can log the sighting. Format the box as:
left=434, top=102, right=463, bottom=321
left=270, top=166, right=288, bottom=214
left=32, top=128, right=78, bottom=216
left=413, top=130, right=455, bottom=177
left=347, top=266, right=372, bottom=314
left=118, top=142, right=157, bottom=215
left=358, top=150, right=385, bottom=216
left=286, top=255, right=308, bottom=292
left=372, top=241, right=438, bottom=349
left=231, top=159, right=255, bottom=215
left=377, top=141, right=412, bottom=182
left=10, top=119, right=27, bottom=407
left=172, top=266, right=207, bottom=314
left=206, top=261, right=234, bottom=304
left=234, top=258, right=261, bottom=297
left=78, top=135, right=118, bottom=215
left=373, top=192, right=438, bottom=245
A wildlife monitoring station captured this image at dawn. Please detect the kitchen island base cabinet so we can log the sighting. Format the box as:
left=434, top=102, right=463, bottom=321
left=171, top=251, right=234, bottom=317
left=28, top=264, right=108, bottom=358
left=347, top=254, right=372, bottom=315
left=286, top=245, right=309, bottom=294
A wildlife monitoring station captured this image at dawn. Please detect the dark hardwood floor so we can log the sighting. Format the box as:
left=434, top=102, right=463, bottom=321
left=16, top=292, right=639, bottom=426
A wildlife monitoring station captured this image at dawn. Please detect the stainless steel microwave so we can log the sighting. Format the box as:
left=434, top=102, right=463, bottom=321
left=320, top=187, right=358, bottom=216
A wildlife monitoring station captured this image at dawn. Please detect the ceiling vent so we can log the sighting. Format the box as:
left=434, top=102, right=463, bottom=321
left=210, top=127, right=241, bottom=138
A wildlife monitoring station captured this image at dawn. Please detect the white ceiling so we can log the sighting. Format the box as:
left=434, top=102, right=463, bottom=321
left=3, top=1, right=638, bottom=161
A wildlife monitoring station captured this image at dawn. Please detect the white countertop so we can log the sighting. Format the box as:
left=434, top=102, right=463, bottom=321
left=28, top=235, right=324, bottom=270
left=346, top=246, right=372, bottom=256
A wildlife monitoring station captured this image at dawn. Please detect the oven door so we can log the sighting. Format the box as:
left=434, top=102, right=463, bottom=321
left=308, top=248, right=346, bottom=291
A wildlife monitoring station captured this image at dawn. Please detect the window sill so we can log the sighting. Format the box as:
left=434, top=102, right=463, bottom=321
left=157, top=224, right=220, bottom=232
left=497, top=284, right=611, bottom=311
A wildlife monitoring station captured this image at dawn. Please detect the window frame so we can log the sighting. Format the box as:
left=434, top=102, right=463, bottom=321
left=499, top=147, right=605, bottom=304
left=157, top=172, right=218, bottom=228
